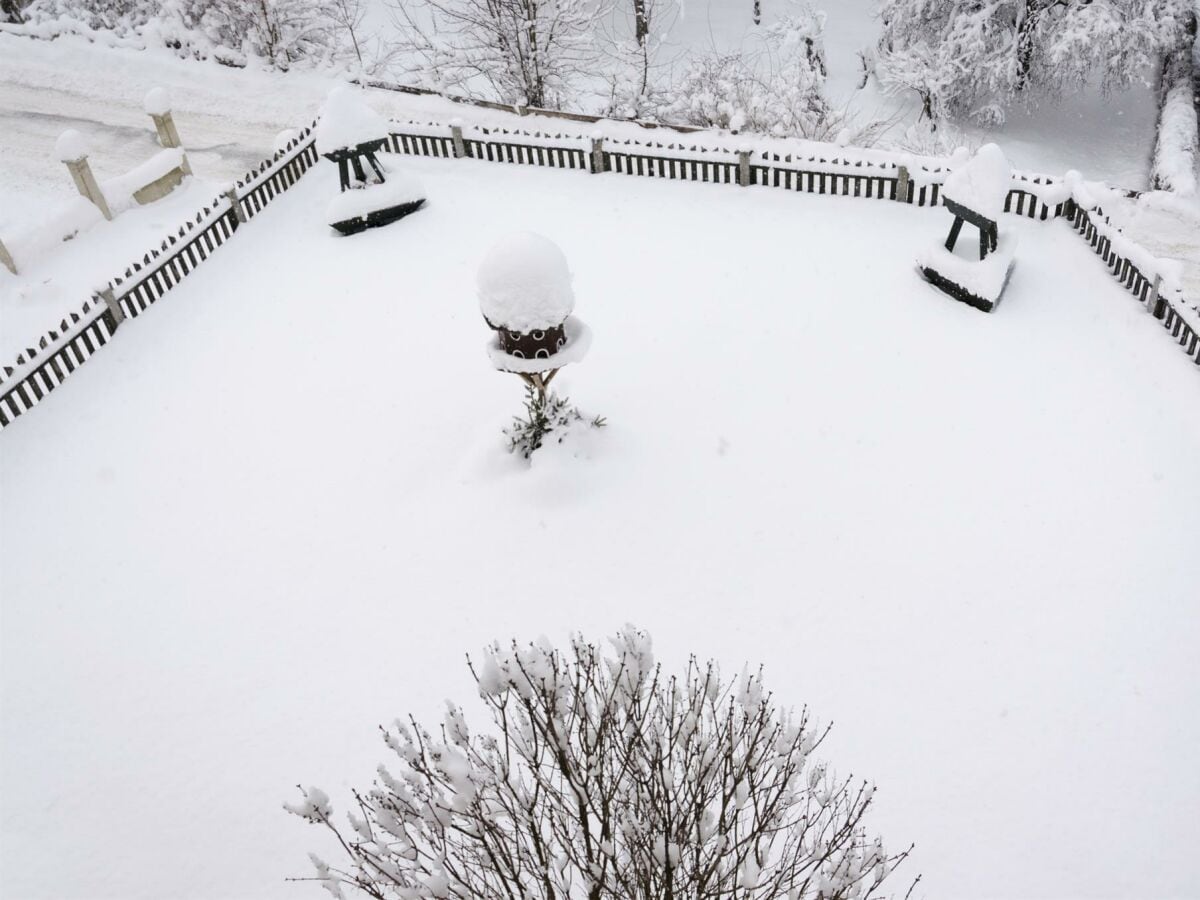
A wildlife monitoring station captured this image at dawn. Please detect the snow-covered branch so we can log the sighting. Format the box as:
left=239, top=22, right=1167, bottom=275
left=288, top=627, right=915, bottom=899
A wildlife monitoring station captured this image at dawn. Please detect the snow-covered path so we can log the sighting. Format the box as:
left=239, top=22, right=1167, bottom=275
left=1116, top=194, right=1200, bottom=304
left=0, top=36, right=336, bottom=214
left=0, top=81, right=277, bottom=208
left=2, top=153, right=1199, bottom=900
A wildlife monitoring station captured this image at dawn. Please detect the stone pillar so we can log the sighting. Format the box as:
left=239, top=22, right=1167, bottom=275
left=64, top=155, right=113, bottom=221
left=450, top=124, right=466, bottom=159
left=738, top=150, right=752, bottom=186
left=149, top=110, right=191, bottom=175
left=0, top=237, right=15, bottom=275
left=150, top=110, right=183, bottom=149
left=590, top=137, right=605, bottom=174
left=896, top=165, right=911, bottom=203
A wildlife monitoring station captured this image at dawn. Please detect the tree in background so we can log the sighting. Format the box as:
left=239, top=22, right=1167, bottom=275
left=203, top=0, right=334, bottom=70
left=12, top=0, right=363, bottom=70
left=601, top=0, right=678, bottom=118
left=876, top=0, right=1195, bottom=127
left=1, top=0, right=30, bottom=23
left=389, top=0, right=607, bottom=109
left=287, top=626, right=915, bottom=899
left=665, top=5, right=834, bottom=138
left=317, top=0, right=402, bottom=77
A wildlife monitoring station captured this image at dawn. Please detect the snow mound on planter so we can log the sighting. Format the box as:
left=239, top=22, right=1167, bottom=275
left=315, top=85, right=389, bottom=155
left=942, top=143, right=1012, bottom=221
left=327, top=173, right=426, bottom=225
left=477, top=232, right=575, bottom=333
left=55, top=129, right=90, bottom=163
left=486, top=316, right=592, bottom=373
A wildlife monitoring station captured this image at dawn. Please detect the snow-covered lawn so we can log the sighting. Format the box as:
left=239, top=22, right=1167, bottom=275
left=2, top=154, right=1199, bottom=900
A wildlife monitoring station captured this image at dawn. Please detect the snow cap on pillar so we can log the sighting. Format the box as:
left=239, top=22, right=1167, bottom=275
left=144, top=87, right=171, bottom=116
left=55, top=129, right=90, bottom=163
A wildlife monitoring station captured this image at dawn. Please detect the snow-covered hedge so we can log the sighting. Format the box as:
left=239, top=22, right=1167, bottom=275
left=4, top=0, right=343, bottom=70
left=664, top=6, right=834, bottom=140
left=876, top=0, right=1193, bottom=127
left=1151, top=45, right=1199, bottom=196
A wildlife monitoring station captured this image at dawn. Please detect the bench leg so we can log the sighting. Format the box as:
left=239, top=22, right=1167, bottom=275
left=945, top=216, right=965, bottom=252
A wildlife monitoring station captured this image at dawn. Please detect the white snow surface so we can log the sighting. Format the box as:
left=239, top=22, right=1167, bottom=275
left=326, top=171, right=425, bottom=226
left=477, top=231, right=576, bottom=332
left=918, top=233, right=1019, bottom=303
left=941, top=143, right=1012, bottom=222
left=2, top=156, right=1199, bottom=900
left=143, top=86, right=171, bottom=117
left=54, top=127, right=90, bottom=163
left=314, top=85, right=390, bottom=156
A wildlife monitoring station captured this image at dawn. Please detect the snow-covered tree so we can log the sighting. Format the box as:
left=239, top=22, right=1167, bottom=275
left=323, top=0, right=399, bottom=76
left=287, top=626, right=915, bottom=899
left=665, top=5, right=833, bottom=138
left=1, top=0, right=31, bottom=24
left=16, top=0, right=344, bottom=69
left=876, top=0, right=1195, bottom=126
left=205, top=0, right=335, bottom=70
left=1151, top=10, right=1199, bottom=194
left=389, top=0, right=607, bottom=109
left=601, top=0, right=678, bottom=118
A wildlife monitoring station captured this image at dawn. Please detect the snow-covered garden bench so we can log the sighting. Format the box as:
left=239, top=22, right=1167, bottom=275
left=918, top=144, right=1018, bottom=312
left=316, top=88, right=426, bottom=236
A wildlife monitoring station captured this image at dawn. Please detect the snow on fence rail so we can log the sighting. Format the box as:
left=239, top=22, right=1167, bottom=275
left=1067, top=202, right=1199, bottom=362
left=0, top=123, right=320, bottom=430
left=386, top=120, right=1198, bottom=369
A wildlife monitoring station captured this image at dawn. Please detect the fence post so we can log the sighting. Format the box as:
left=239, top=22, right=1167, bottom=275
left=147, top=102, right=191, bottom=175
left=99, top=286, right=125, bottom=330
left=896, top=165, right=911, bottom=203
left=224, top=186, right=247, bottom=228
left=62, top=152, right=113, bottom=221
left=590, top=137, right=606, bottom=174
left=450, top=124, right=466, bottom=159
left=737, top=150, right=752, bottom=186
left=1148, top=274, right=1165, bottom=318
left=0, top=236, right=15, bottom=275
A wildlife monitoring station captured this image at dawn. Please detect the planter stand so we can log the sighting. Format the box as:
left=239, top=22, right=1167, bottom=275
left=917, top=145, right=1017, bottom=313
left=324, top=139, right=425, bottom=236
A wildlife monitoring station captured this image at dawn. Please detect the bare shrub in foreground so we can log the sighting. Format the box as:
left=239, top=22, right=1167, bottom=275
left=287, top=627, right=916, bottom=899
